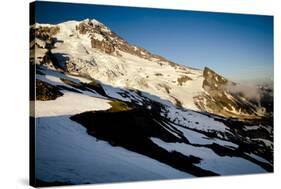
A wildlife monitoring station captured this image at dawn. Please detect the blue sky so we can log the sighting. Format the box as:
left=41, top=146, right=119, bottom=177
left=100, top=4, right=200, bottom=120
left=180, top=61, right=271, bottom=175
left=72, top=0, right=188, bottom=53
left=35, top=1, right=273, bottom=84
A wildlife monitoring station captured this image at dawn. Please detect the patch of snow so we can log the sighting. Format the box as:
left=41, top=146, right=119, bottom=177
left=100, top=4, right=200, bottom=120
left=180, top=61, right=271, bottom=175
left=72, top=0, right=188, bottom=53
left=245, top=153, right=272, bottom=164
left=103, top=84, right=132, bottom=102
left=34, top=92, right=111, bottom=117
left=244, top=125, right=260, bottom=130
left=93, top=33, right=104, bottom=41
left=150, top=137, right=266, bottom=175
left=252, top=138, right=273, bottom=148
left=244, top=125, right=272, bottom=133
left=165, top=106, right=229, bottom=133
left=175, top=125, right=238, bottom=148
left=66, top=74, right=93, bottom=83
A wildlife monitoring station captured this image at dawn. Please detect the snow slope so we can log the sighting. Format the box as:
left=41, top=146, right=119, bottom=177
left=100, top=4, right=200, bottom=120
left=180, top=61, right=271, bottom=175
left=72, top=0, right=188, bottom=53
left=31, top=65, right=272, bottom=185
left=33, top=66, right=193, bottom=184
left=32, top=20, right=205, bottom=112
left=32, top=19, right=265, bottom=119
left=36, top=116, right=192, bottom=184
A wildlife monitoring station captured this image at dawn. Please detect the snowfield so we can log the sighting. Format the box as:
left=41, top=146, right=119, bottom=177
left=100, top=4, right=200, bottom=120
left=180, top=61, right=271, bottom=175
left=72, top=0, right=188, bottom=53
left=36, top=116, right=192, bottom=184
left=33, top=20, right=205, bottom=113
left=163, top=106, right=229, bottom=133
left=35, top=92, right=111, bottom=117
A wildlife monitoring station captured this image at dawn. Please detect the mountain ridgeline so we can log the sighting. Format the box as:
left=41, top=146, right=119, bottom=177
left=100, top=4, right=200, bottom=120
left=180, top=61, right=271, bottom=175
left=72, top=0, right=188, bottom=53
left=30, top=18, right=271, bottom=120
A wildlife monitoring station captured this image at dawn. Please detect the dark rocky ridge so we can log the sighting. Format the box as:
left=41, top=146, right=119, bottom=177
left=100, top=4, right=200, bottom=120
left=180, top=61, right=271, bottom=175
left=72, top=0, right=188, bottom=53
left=194, top=67, right=263, bottom=119
left=33, top=25, right=60, bottom=41
left=36, top=80, right=63, bottom=101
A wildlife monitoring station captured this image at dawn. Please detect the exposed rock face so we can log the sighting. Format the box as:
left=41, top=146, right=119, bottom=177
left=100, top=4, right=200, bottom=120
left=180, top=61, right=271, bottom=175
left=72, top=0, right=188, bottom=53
left=194, top=67, right=261, bottom=119
left=203, top=67, right=229, bottom=89
left=91, top=38, right=115, bottom=54
left=34, top=26, right=60, bottom=49
left=30, top=25, right=63, bottom=70
left=74, top=19, right=179, bottom=65
left=66, top=58, right=96, bottom=75
left=76, top=20, right=115, bottom=54
left=36, top=80, right=63, bottom=101
left=177, top=75, right=192, bottom=86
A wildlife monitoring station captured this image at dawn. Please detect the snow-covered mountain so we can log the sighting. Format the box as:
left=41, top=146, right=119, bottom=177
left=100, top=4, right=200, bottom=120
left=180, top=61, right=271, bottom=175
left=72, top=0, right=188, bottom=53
left=30, top=19, right=273, bottom=186
left=30, top=18, right=268, bottom=119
